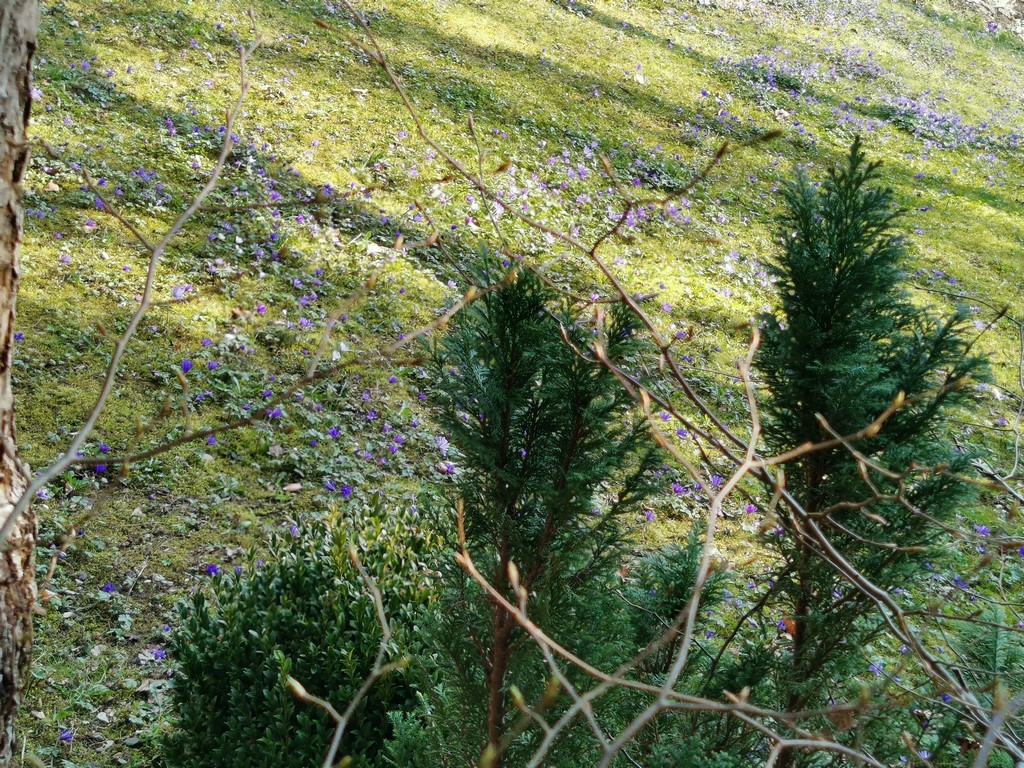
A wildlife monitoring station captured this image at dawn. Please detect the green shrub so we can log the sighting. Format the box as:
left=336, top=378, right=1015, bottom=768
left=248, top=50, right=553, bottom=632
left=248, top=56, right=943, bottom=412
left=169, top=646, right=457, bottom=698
left=161, top=501, right=441, bottom=768
left=421, top=258, right=661, bottom=764
left=755, top=137, right=988, bottom=764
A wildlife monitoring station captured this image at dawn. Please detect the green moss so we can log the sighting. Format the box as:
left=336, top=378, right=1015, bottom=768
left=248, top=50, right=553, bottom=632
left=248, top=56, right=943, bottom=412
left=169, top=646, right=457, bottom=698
left=17, top=0, right=1024, bottom=761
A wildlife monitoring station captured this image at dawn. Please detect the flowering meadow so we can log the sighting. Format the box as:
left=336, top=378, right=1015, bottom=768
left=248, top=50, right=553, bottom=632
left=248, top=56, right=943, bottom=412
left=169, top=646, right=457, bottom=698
left=17, top=0, right=1024, bottom=764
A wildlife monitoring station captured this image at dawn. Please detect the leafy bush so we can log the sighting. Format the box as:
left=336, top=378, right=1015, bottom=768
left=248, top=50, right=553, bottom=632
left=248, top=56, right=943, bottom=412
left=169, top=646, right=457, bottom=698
left=162, top=501, right=441, bottom=768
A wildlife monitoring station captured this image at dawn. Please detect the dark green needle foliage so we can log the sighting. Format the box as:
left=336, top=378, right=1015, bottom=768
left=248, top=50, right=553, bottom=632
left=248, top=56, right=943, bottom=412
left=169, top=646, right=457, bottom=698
left=757, top=137, right=987, bottom=726
left=421, top=257, right=661, bottom=765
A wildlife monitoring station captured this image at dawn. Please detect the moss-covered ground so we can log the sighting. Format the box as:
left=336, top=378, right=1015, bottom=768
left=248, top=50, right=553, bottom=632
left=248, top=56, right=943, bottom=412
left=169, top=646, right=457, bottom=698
left=17, top=0, right=1024, bottom=763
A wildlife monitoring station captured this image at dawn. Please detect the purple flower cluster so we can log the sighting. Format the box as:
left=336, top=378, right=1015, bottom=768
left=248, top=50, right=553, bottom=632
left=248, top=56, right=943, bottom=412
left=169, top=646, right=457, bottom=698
left=828, top=46, right=887, bottom=81
left=877, top=92, right=1019, bottom=150
left=725, top=49, right=822, bottom=94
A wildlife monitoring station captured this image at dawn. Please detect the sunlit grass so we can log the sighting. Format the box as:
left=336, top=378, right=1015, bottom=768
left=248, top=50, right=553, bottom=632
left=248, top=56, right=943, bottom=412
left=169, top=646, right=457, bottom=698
left=18, top=0, right=1024, bottom=762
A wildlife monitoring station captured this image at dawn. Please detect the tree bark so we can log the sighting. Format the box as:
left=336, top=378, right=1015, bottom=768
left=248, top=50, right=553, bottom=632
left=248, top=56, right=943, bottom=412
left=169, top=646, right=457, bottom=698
left=0, top=0, right=39, bottom=762
left=485, top=538, right=513, bottom=768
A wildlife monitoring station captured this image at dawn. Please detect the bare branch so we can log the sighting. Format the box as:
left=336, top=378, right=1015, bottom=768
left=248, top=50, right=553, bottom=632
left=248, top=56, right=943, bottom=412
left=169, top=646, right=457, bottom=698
left=2, top=37, right=263, bottom=546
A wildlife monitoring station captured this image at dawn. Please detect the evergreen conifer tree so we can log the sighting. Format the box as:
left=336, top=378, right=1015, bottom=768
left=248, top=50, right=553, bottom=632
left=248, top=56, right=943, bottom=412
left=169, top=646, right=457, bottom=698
left=757, top=138, right=986, bottom=744
left=424, top=259, right=659, bottom=767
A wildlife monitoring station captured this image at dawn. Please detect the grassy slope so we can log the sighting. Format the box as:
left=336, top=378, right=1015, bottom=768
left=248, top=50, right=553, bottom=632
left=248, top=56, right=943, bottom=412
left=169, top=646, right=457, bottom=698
left=19, top=0, right=1024, bottom=763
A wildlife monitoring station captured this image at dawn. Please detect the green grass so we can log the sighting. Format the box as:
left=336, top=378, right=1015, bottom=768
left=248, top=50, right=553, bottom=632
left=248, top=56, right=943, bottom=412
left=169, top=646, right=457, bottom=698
left=18, top=0, right=1024, bottom=763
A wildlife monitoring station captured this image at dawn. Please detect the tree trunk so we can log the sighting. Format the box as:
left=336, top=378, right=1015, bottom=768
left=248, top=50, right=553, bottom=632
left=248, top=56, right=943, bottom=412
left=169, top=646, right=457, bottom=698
left=485, top=538, right=513, bottom=768
left=485, top=610, right=512, bottom=768
left=0, top=0, right=39, bottom=762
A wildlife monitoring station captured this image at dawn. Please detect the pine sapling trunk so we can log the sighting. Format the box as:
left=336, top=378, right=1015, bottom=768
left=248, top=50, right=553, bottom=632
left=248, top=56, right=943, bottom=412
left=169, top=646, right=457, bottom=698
left=786, top=551, right=812, bottom=713
left=777, top=579, right=811, bottom=768
left=778, top=460, right=826, bottom=768
left=485, top=538, right=513, bottom=768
